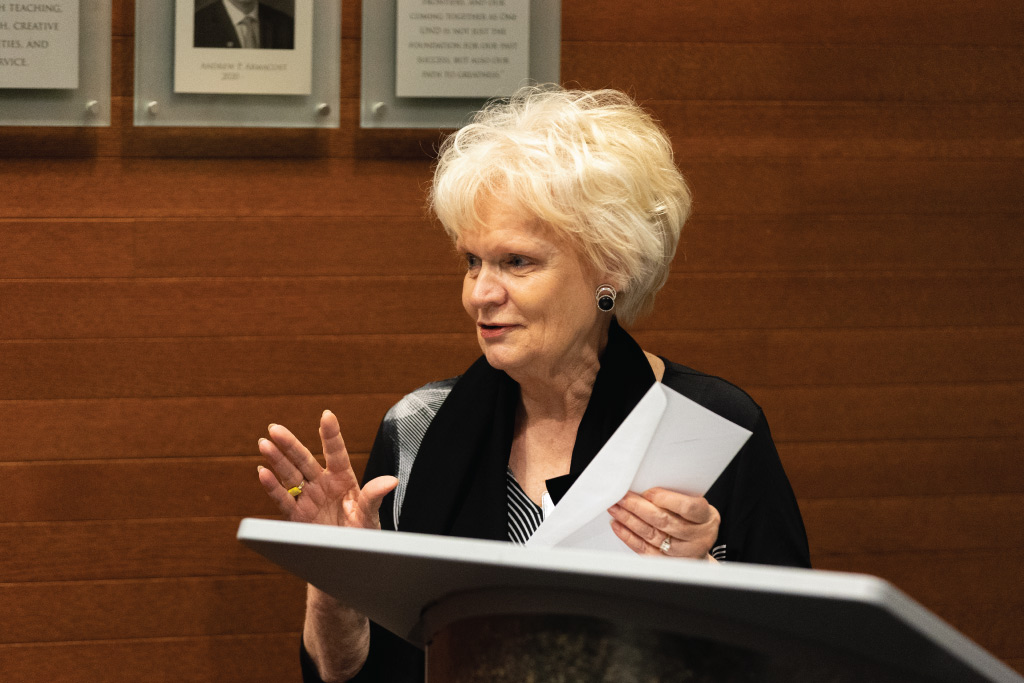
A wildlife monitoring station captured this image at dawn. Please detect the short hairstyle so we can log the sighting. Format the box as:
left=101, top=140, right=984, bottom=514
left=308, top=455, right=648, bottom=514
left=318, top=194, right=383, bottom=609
left=429, top=85, right=691, bottom=325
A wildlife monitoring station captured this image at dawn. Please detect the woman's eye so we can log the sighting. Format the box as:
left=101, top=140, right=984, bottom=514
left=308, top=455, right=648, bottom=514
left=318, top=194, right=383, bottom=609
left=507, top=255, right=530, bottom=269
left=464, top=254, right=480, bottom=270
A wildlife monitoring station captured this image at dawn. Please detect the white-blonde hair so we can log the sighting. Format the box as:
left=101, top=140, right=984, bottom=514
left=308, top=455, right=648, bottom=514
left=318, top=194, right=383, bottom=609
left=430, top=85, right=691, bottom=325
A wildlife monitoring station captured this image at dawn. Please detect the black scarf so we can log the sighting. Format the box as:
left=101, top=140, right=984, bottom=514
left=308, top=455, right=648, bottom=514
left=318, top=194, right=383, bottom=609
left=397, top=319, right=656, bottom=541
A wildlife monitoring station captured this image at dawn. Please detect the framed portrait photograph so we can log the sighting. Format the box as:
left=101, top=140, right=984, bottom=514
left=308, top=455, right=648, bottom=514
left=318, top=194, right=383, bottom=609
left=173, top=0, right=313, bottom=95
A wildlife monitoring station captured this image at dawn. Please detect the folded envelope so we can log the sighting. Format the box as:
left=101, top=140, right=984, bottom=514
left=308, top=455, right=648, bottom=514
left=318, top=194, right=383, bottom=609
left=526, top=382, right=752, bottom=553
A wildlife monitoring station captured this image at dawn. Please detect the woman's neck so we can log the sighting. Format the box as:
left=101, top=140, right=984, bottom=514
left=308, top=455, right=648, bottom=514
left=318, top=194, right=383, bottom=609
left=511, top=321, right=609, bottom=424
left=509, top=354, right=601, bottom=500
left=516, top=358, right=600, bottom=425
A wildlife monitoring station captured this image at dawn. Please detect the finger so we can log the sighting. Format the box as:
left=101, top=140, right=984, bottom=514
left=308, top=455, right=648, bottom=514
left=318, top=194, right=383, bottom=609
left=362, top=475, right=399, bottom=507
left=319, top=410, right=357, bottom=478
left=608, top=502, right=665, bottom=548
left=624, top=490, right=721, bottom=559
left=258, top=436, right=306, bottom=490
left=257, top=464, right=298, bottom=516
left=610, top=505, right=707, bottom=559
left=609, top=518, right=660, bottom=556
left=352, top=476, right=399, bottom=527
left=318, top=410, right=353, bottom=472
left=642, top=488, right=715, bottom=524
left=267, top=423, right=323, bottom=483
left=615, top=491, right=687, bottom=539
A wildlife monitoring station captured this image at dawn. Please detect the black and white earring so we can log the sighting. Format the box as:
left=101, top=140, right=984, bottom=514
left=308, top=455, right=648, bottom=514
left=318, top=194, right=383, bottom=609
left=595, top=284, right=617, bottom=312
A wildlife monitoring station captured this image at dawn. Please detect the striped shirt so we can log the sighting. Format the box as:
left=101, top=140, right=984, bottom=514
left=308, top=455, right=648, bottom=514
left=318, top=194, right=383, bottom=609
left=506, top=468, right=544, bottom=544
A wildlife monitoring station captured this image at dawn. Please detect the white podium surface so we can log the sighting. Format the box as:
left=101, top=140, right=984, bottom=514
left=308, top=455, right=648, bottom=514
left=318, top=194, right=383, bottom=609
left=238, top=518, right=1021, bottom=683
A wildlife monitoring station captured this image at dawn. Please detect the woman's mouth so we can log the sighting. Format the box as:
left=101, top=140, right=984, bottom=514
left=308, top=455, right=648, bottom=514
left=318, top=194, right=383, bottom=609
left=478, top=323, right=516, bottom=339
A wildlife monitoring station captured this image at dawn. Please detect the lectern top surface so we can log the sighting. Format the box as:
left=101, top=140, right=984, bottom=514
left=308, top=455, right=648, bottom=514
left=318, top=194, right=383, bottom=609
left=238, top=518, right=1021, bottom=683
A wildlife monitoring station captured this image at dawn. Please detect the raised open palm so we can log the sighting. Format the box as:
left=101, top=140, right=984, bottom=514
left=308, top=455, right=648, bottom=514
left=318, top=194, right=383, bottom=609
left=257, top=410, right=397, bottom=530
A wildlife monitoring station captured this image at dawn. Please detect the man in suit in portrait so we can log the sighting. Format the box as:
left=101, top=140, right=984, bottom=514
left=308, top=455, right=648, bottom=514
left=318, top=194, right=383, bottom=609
left=194, top=0, right=295, bottom=50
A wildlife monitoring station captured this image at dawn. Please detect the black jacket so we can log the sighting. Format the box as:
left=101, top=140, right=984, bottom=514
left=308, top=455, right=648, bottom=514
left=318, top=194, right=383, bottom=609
left=302, top=337, right=811, bottom=682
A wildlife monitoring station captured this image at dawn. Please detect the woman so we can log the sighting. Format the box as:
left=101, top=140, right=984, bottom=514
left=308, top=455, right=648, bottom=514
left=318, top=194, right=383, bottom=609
left=257, top=86, right=810, bottom=682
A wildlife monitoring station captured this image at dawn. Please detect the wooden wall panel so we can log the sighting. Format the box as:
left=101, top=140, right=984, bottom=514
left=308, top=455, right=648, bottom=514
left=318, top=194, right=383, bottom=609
left=4, top=158, right=1023, bottom=217
left=680, top=214, right=1024, bottom=272
left=0, top=395, right=395, bottom=461
left=1, top=0, right=1021, bottom=679
left=781, top=438, right=1024, bottom=498
left=2, top=329, right=1023, bottom=401
left=7, top=99, right=1024, bottom=160
left=0, top=634, right=303, bottom=683
left=5, top=213, right=1023, bottom=279
left=756, top=384, right=1024, bottom=442
left=0, top=518, right=269, bottom=582
left=563, top=43, right=1024, bottom=102
left=7, top=450, right=1024, bottom=525
left=4, top=274, right=1024, bottom=339
left=560, top=0, right=1024, bottom=45
left=4, top=437, right=1023, bottom=523
left=660, top=102, right=1024, bottom=159
left=2, top=384, right=1022, bottom=463
left=0, top=576, right=307, bottom=643
left=0, top=459, right=281, bottom=523
left=802, top=494, right=1024, bottom=554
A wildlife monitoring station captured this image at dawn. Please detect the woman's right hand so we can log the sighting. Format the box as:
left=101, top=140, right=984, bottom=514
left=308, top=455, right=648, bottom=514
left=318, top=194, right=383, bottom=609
left=259, top=410, right=389, bottom=681
left=257, top=409, right=398, bottom=530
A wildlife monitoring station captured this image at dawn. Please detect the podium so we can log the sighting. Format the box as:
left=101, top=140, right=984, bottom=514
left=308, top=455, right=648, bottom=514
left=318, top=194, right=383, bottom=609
left=238, top=518, right=1022, bottom=683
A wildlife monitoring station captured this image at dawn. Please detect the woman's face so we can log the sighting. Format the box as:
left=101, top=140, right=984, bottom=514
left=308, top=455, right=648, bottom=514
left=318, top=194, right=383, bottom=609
left=457, top=199, right=610, bottom=380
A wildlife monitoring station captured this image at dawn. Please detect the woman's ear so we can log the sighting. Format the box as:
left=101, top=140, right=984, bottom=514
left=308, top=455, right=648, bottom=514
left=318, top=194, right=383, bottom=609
left=597, top=273, right=625, bottom=293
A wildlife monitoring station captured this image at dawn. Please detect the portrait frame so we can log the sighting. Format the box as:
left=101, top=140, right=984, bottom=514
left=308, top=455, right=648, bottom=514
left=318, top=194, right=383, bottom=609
left=174, top=0, right=313, bottom=96
left=134, top=0, right=339, bottom=128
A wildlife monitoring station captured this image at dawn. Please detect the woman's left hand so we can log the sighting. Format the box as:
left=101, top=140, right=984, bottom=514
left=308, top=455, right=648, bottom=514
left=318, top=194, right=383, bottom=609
left=608, top=488, right=720, bottom=560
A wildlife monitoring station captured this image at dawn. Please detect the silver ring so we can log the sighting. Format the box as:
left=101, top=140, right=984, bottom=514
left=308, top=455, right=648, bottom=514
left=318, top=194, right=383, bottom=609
left=659, top=536, right=672, bottom=554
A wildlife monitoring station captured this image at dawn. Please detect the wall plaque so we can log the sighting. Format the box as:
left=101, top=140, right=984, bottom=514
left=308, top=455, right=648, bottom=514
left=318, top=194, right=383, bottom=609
left=0, top=0, right=79, bottom=89
left=134, top=0, right=339, bottom=128
left=395, top=0, right=529, bottom=99
left=173, top=0, right=314, bottom=96
left=361, top=0, right=559, bottom=129
left=0, top=0, right=109, bottom=127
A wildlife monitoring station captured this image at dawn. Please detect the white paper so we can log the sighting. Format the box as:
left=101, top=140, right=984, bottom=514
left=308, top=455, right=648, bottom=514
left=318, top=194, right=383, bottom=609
left=0, top=0, right=79, bottom=90
left=526, top=383, right=752, bottom=553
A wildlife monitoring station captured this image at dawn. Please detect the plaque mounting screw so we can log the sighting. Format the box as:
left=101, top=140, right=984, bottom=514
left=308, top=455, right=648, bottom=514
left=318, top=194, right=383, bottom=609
left=85, top=100, right=100, bottom=116
left=371, top=102, right=387, bottom=118
left=316, top=103, right=331, bottom=116
left=146, top=101, right=159, bottom=116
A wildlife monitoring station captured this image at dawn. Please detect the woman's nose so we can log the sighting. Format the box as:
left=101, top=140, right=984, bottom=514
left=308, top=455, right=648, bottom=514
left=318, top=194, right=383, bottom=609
left=468, top=266, right=507, bottom=307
